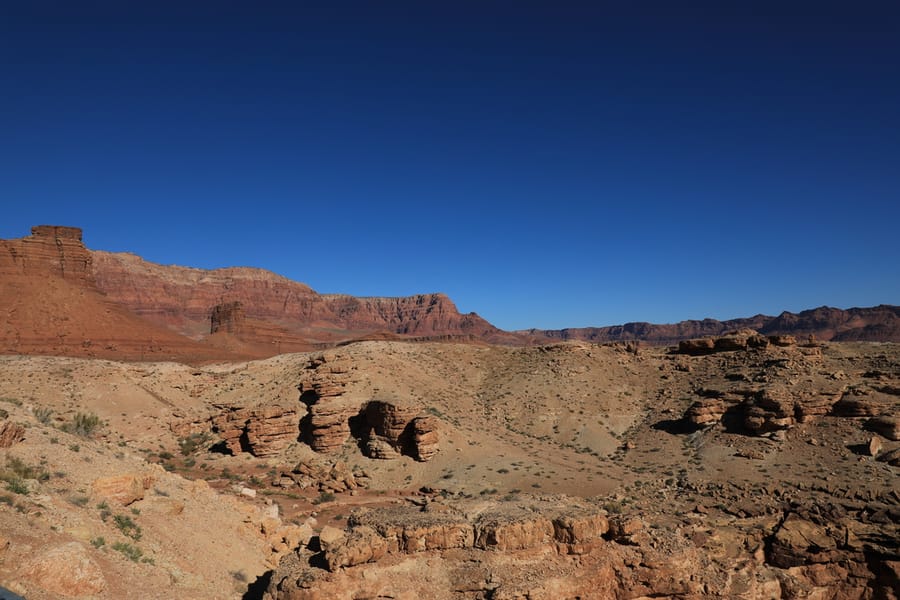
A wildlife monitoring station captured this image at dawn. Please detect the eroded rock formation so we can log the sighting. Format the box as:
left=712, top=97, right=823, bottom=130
left=212, top=405, right=300, bottom=457
left=297, top=353, right=440, bottom=460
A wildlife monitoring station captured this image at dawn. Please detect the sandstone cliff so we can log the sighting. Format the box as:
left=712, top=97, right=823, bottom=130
left=91, top=250, right=512, bottom=345
left=0, top=227, right=251, bottom=362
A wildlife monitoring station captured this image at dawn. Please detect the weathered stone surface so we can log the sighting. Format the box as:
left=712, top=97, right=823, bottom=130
left=0, top=420, right=25, bottom=448
left=323, top=525, right=388, bottom=570
left=209, top=300, right=245, bottom=334
left=289, top=459, right=368, bottom=492
left=91, top=473, right=154, bottom=506
left=831, top=389, right=894, bottom=417
left=0, top=226, right=93, bottom=283
left=212, top=404, right=299, bottom=457
left=865, top=415, right=900, bottom=441
left=768, top=514, right=838, bottom=568
left=410, top=415, right=440, bottom=461
left=683, top=398, right=727, bottom=427
left=364, top=436, right=400, bottom=460
left=18, top=542, right=106, bottom=597
left=768, top=334, right=798, bottom=346
left=678, top=337, right=716, bottom=355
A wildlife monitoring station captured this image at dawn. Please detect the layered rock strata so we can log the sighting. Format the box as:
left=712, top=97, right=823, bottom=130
left=212, top=405, right=300, bottom=457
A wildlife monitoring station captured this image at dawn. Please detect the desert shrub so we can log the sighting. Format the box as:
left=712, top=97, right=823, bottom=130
left=4, top=456, right=49, bottom=481
left=4, top=479, right=28, bottom=495
left=112, top=542, right=143, bottom=562
left=178, top=432, right=211, bottom=455
left=0, top=408, right=7, bottom=419
left=90, top=536, right=106, bottom=548
left=33, top=406, right=54, bottom=424
left=113, top=514, right=142, bottom=540
left=61, top=412, right=102, bottom=437
left=68, top=495, right=90, bottom=507
left=312, top=491, right=335, bottom=505
left=0, top=397, right=22, bottom=407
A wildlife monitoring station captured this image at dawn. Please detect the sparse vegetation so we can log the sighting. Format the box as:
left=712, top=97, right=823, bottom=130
left=112, top=541, right=144, bottom=562
left=33, top=406, right=54, bottom=424
left=178, top=432, right=212, bottom=455
left=113, top=513, right=142, bottom=540
left=312, top=491, right=336, bottom=505
left=91, top=536, right=106, bottom=548
left=60, top=411, right=102, bottom=437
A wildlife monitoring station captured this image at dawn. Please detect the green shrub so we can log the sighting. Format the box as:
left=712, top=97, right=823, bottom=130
left=4, top=479, right=28, bottom=495
left=113, top=514, right=142, bottom=540
left=312, top=491, right=336, bottom=505
left=178, top=432, right=211, bottom=455
left=112, top=542, right=143, bottom=562
left=90, top=536, right=106, bottom=548
left=33, top=406, right=54, bottom=424
left=61, top=412, right=102, bottom=437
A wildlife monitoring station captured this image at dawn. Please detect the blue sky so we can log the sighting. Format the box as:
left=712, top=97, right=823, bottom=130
left=2, top=2, right=898, bottom=330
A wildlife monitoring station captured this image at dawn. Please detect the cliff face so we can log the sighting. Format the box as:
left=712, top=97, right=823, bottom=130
left=0, top=226, right=94, bottom=283
left=527, top=305, right=900, bottom=344
left=0, top=227, right=249, bottom=362
left=91, top=250, right=504, bottom=342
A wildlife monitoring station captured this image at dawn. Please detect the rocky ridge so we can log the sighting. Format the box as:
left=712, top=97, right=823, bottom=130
left=526, top=304, right=900, bottom=344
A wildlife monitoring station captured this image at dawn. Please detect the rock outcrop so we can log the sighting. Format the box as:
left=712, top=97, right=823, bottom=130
left=212, top=405, right=300, bottom=457
left=0, top=226, right=93, bottom=283
left=0, top=420, right=25, bottom=448
left=210, top=301, right=246, bottom=334
left=91, top=473, right=155, bottom=506
left=297, top=352, right=440, bottom=460
left=313, top=498, right=609, bottom=572
left=0, top=226, right=254, bottom=362
left=866, top=415, right=900, bottom=441
left=281, top=459, right=369, bottom=493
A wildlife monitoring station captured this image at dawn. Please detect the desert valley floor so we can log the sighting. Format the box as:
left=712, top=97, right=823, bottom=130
left=0, top=334, right=897, bottom=599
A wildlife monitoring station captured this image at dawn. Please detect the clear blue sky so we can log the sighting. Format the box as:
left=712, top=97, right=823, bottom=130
left=2, top=2, right=898, bottom=330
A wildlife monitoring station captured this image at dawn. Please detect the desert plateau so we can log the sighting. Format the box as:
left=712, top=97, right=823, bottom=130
left=0, top=225, right=896, bottom=599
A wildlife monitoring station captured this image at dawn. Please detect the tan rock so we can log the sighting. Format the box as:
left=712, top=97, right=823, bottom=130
left=410, top=415, right=440, bottom=461
left=91, top=473, right=154, bottom=506
left=19, top=542, right=106, bottom=597
left=869, top=436, right=883, bottom=457
left=212, top=404, right=300, bottom=457
left=318, top=525, right=346, bottom=551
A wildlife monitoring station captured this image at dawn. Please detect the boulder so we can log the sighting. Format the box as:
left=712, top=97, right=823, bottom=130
left=0, top=420, right=25, bottom=448
left=91, top=473, right=154, bottom=506
left=18, top=542, right=106, bottom=597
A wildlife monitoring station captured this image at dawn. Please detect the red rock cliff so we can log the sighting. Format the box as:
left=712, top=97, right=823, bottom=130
left=91, top=250, right=505, bottom=341
left=0, top=225, right=94, bottom=283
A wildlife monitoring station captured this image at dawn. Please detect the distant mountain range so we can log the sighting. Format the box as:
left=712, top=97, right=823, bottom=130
left=523, top=304, right=900, bottom=345
left=1, top=225, right=897, bottom=362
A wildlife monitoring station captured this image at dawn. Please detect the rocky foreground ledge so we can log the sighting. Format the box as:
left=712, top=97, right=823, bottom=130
left=264, top=489, right=899, bottom=600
